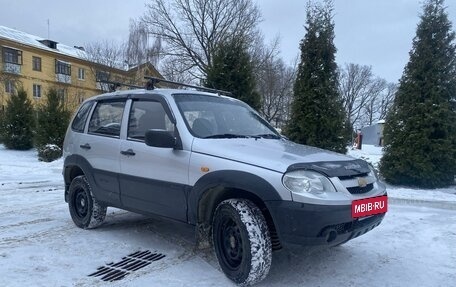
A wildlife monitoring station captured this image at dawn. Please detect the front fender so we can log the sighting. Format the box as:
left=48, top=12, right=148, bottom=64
left=187, top=170, right=282, bottom=224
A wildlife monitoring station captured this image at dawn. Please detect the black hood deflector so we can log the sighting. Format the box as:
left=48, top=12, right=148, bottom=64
left=287, top=159, right=371, bottom=177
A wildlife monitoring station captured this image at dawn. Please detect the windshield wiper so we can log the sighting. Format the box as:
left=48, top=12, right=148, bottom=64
left=251, top=134, right=281, bottom=139
left=204, top=133, right=251, bottom=139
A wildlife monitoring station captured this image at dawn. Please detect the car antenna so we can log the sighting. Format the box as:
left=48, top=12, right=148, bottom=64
left=144, top=76, right=232, bottom=96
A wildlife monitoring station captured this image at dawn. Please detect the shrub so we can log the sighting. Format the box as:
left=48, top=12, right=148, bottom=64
left=35, top=88, right=71, bottom=161
left=37, top=144, right=62, bottom=162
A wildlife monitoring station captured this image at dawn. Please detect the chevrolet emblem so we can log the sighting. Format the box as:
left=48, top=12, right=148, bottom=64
left=357, top=177, right=368, bottom=188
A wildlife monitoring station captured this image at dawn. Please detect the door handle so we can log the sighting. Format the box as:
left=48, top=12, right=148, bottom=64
left=120, top=149, right=136, bottom=156
left=80, top=143, right=91, bottom=150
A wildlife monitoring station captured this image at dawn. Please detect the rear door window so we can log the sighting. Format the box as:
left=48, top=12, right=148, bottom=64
left=88, top=101, right=126, bottom=137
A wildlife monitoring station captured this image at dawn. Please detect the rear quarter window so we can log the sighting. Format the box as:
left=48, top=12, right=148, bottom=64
left=71, top=101, right=94, bottom=133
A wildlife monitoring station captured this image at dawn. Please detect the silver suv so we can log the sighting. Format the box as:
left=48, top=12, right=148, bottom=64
left=63, top=80, right=387, bottom=285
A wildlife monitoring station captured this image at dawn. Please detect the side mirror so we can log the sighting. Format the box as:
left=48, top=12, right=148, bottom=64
left=145, top=129, right=176, bottom=148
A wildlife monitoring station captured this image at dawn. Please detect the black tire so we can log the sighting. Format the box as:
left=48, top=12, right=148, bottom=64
left=68, top=175, right=106, bottom=229
left=212, top=199, right=272, bottom=286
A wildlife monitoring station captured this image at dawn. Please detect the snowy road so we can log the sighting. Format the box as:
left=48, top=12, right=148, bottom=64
left=1, top=180, right=455, bottom=286
left=1, top=146, right=455, bottom=286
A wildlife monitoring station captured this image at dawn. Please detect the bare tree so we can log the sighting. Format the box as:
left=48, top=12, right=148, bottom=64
left=339, top=63, right=397, bottom=129
left=141, top=0, right=261, bottom=79
left=125, top=19, right=162, bottom=68
left=339, top=63, right=375, bottom=129
left=361, top=78, right=387, bottom=126
left=81, top=40, right=127, bottom=92
left=257, top=57, right=296, bottom=129
left=160, top=57, right=196, bottom=84
left=378, top=82, right=397, bottom=120
left=250, top=34, right=280, bottom=76
left=83, top=40, right=126, bottom=70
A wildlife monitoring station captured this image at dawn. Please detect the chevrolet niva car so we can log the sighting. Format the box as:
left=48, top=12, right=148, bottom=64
left=63, top=81, right=387, bottom=285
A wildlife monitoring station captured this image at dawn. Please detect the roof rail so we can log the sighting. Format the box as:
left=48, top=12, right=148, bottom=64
left=97, top=80, right=143, bottom=92
left=144, top=76, right=232, bottom=95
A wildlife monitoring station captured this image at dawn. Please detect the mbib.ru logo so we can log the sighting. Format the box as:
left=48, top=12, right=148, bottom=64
left=352, top=196, right=388, bottom=218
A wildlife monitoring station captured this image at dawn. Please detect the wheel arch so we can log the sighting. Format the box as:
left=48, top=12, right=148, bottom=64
left=189, top=170, right=282, bottom=250
left=63, top=154, right=93, bottom=202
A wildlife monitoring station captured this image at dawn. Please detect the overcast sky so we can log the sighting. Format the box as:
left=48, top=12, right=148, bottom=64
left=1, top=0, right=456, bottom=83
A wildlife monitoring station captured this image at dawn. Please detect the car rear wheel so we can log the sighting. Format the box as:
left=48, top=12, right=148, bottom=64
left=68, top=175, right=106, bottom=229
left=212, top=199, right=272, bottom=286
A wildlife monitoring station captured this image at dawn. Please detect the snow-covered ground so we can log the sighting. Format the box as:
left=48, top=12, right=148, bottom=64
left=1, top=145, right=456, bottom=286
left=348, top=145, right=456, bottom=208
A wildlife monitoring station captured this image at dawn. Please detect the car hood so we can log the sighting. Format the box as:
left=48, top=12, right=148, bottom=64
left=191, top=138, right=359, bottom=174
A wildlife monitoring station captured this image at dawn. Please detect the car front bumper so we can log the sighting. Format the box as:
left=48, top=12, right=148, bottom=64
left=265, top=200, right=386, bottom=248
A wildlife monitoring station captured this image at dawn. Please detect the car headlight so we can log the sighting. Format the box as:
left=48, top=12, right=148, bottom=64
left=282, top=170, right=336, bottom=194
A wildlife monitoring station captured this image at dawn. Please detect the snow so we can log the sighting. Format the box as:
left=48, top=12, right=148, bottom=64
left=0, top=25, right=128, bottom=71
left=348, top=145, right=456, bottom=207
left=1, top=144, right=456, bottom=286
left=347, top=144, right=384, bottom=168
left=0, top=145, right=63, bottom=184
left=0, top=25, right=87, bottom=61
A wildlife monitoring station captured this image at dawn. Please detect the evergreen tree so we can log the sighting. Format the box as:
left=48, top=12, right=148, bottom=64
left=285, top=0, right=348, bottom=153
left=0, top=89, right=35, bottom=150
left=205, top=38, right=261, bottom=111
left=380, top=0, right=456, bottom=188
left=35, top=88, right=71, bottom=161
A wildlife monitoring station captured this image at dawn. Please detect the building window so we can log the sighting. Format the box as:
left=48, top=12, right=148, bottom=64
left=95, top=71, right=111, bottom=91
left=78, top=68, right=85, bottom=80
left=55, top=60, right=71, bottom=75
left=2, top=47, right=22, bottom=64
left=33, top=84, right=42, bottom=98
left=32, top=56, right=42, bottom=71
left=96, top=70, right=109, bottom=82
left=57, top=89, right=66, bottom=101
left=5, top=80, right=15, bottom=94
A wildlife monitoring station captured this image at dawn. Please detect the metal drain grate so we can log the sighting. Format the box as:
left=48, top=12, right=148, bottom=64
left=88, top=250, right=165, bottom=282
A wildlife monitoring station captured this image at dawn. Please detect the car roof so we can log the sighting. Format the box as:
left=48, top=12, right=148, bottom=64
left=85, top=88, right=223, bottom=103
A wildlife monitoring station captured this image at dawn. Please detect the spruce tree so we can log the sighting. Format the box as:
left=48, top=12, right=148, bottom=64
left=380, top=0, right=456, bottom=188
left=35, top=88, right=71, bottom=161
left=0, top=89, right=35, bottom=150
left=285, top=0, right=348, bottom=153
left=205, top=38, right=261, bottom=111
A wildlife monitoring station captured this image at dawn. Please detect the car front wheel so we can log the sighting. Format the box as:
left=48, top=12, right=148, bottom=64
left=212, top=199, right=272, bottom=286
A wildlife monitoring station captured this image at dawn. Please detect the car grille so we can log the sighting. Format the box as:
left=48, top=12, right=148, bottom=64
left=338, top=173, right=376, bottom=195
left=338, top=173, right=368, bottom=180
left=347, top=183, right=374, bottom=194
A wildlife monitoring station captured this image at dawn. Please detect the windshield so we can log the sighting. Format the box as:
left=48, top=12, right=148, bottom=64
left=174, top=94, right=279, bottom=139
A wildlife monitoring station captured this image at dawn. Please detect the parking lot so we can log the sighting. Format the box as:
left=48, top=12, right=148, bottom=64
left=1, top=147, right=455, bottom=286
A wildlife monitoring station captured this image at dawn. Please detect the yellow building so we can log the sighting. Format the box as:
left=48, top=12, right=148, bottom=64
left=0, top=25, right=162, bottom=111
